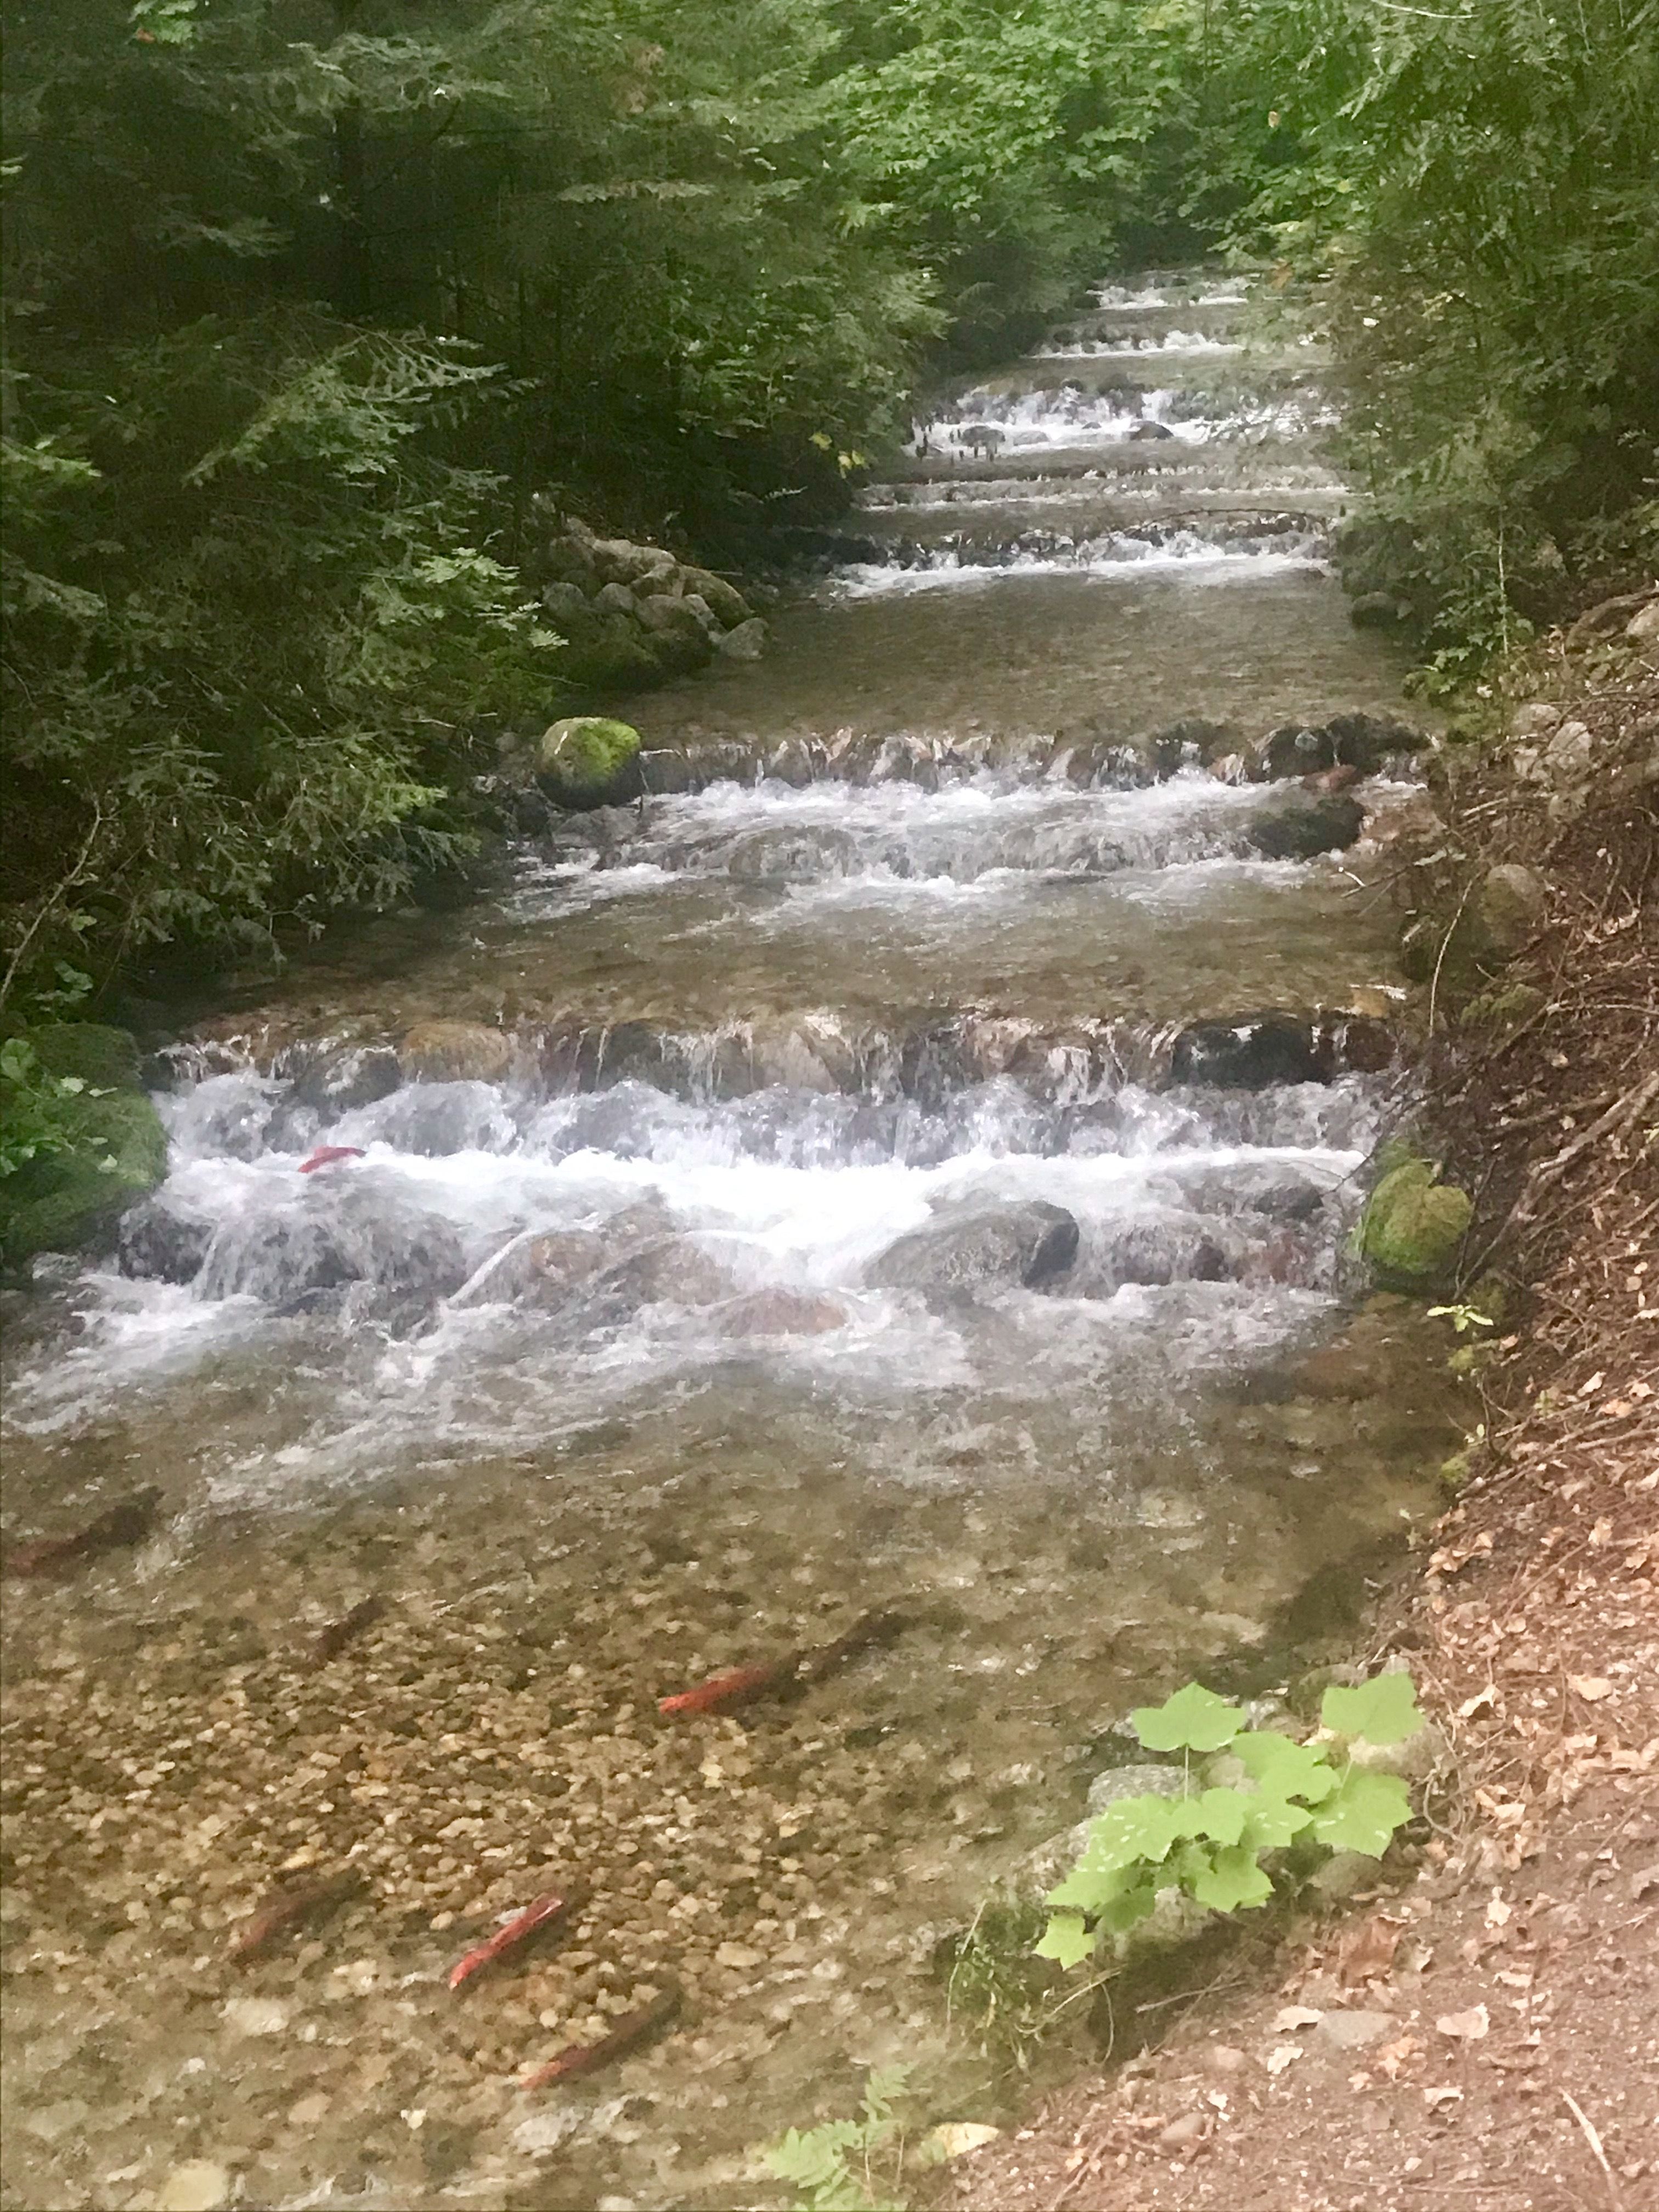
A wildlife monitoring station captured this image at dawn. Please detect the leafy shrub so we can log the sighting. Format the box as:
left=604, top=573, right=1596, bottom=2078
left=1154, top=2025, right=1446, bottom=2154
left=1035, top=1674, right=1423, bottom=1971
left=763, top=2066, right=913, bottom=2212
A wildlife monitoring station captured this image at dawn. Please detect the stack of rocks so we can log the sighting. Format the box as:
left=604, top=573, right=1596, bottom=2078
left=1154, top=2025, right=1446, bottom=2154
left=528, top=505, right=768, bottom=691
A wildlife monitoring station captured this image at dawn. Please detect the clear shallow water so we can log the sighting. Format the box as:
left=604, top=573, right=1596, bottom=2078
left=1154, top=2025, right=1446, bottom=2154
left=1, top=273, right=1453, bottom=2212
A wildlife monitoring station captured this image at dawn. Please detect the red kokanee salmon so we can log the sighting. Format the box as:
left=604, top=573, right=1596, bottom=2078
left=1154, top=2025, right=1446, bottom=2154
left=298, top=1146, right=365, bottom=1173
left=3, top=1488, right=163, bottom=1578
left=656, top=1661, right=795, bottom=1717
left=448, top=1884, right=588, bottom=1991
left=227, top=1867, right=364, bottom=1959
left=657, top=1609, right=911, bottom=1718
left=520, top=1982, right=682, bottom=2088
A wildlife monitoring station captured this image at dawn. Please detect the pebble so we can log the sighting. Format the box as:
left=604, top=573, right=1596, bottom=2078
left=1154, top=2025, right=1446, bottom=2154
left=155, top=2162, right=232, bottom=2212
left=1314, top=2008, right=1396, bottom=2051
left=221, top=1997, right=288, bottom=2038
left=1158, top=2111, right=1207, bottom=2151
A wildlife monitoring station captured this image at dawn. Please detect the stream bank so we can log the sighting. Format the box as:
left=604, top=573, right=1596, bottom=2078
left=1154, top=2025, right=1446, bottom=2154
left=939, top=598, right=1658, bottom=2212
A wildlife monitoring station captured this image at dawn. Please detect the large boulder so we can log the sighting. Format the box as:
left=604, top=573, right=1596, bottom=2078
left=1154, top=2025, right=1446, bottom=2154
left=1357, top=1157, right=1471, bottom=1289
left=1249, top=713, right=1428, bottom=781
left=1249, top=789, right=1365, bottom=861
left=541, top=579, right=593, bottom=623
left=868, top=1199, right=1079, bottom=1301
left=21, top=1023, right=143, bottom=1091
left=532, top=717, right=644, bottom=808
left=637, top=592, right=720, bottom=648
left=588, top=536, right=679, bottom=589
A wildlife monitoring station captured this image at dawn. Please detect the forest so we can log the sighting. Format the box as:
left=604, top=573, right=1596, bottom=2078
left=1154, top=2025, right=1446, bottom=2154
left=2, top=0, right=1656, bottom=998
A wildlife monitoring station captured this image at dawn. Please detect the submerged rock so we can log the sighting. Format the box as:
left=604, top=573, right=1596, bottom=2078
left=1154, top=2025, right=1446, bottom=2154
left=398, top=1021, right=514, bottom=1086
left=1074, top=1216, right=1235, bottom=1294
left=715, top=1288, right=848, bottom=1336
left=118, top=1194, right=216, bottom=1284
left=868, top=1199, right=1079, bottom=1301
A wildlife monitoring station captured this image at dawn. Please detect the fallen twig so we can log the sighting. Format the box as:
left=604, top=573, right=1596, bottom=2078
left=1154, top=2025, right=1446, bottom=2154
left=1561, top=2089, right=1624, bottom=2211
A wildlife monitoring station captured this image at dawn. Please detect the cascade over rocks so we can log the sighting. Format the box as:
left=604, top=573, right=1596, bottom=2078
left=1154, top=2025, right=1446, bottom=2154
left=1167, top=1009, right=1396, bottom=1090
left=398, top=1021, right=515, bottom=1085
left=1246, top=711, right=1430, bottom=781
left=117, top=1194, right=216, bottom=1284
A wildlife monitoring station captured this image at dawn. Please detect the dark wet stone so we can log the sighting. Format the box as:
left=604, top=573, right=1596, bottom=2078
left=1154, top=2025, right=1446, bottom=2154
left=1249, top=790, right=1365, bottom=860
left=118, top=1195, right=215, bottom=1284
left=868, top=1199, right=1079, bottom=1300
left=1167, top=1013, right=1323, bottom=1089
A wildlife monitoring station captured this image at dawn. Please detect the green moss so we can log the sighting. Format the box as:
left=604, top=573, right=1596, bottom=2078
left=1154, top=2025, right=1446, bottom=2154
left=21, top=1022, right=143, bottom=1091
left=0, top=1087, right=168, bottom=1262
left=1460, top=982, right=1546, bottom=1037
left=1357, top=1157, right=1472, bottom=1289
left=533, top=715, right=644, bottom=806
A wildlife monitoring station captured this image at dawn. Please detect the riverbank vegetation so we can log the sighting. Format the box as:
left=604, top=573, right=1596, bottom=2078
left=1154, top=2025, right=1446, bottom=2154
left=3, top=0, right=1655, bottom=1004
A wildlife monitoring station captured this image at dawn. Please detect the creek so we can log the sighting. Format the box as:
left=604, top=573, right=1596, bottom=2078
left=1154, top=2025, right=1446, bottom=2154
left=1, top=272, right=1458, bottom=2212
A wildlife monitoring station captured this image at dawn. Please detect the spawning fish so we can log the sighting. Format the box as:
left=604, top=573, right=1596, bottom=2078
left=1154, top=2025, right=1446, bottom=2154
left=311, top=1594, right=386, bottom=1666
left=3, top=1488, right=163, bottom=1578
left=520, top=1982, right=682, bottom=2088
left=298, top=1146, right=365, bottom=1174
left=657, top=1660, right=795, bottom=1718
left=448, top=1884, right=587, bottom=1991
left=227, top=1867, right=363, bottom=1959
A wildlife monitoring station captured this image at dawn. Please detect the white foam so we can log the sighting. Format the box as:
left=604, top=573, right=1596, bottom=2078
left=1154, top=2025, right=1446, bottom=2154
left=830, top=545, right=1322, bottom=596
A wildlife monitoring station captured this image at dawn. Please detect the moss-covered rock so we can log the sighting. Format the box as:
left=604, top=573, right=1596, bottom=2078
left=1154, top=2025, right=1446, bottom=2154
left=533, top=716, right=644, bottom=806
left=0, top=1077, right=168, bottom=1264
left=1460, top=980, right=1547, bottom=1037
left=22, top=1022, right=143, bottom=1091
left=1357, top=1157, right=1472, bottom=1289
left=678, top=565, right=752, bottom=628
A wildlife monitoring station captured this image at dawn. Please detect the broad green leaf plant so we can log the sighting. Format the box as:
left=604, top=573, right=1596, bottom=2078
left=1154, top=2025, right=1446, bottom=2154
left=1035, top=1673, right=1424, bottom=1971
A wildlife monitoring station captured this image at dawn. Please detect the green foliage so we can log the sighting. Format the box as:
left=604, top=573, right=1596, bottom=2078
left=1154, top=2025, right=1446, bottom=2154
left=0, top=1025, right=167, bottom=1261
left=1035, top=1673, right=1423, bottom=1972
left=763, top=2067, right=912, bottom=2212
left=1427, top=1301, right=1496, bottom=1338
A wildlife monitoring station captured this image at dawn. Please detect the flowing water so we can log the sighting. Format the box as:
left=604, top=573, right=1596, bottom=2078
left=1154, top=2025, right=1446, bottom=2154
left=1, top=274, right=1457, bottom=2212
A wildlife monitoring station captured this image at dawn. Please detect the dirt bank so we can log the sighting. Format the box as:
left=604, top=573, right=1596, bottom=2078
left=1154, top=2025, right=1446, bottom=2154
left=940, top=601, right=1658, bottom=2212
